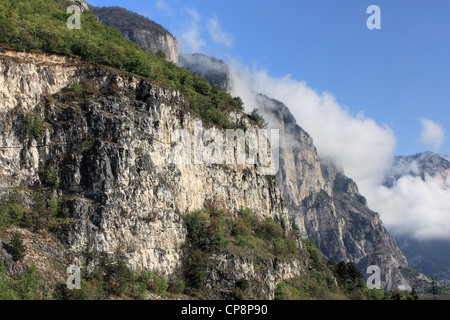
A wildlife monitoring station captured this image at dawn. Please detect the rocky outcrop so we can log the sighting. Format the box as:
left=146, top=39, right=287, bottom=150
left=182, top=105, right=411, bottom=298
left=206, top=250, right=307, bottom=299
left=178, top=53, right=233, bottom=95
left=256, top=96, right=329, bottom=205
left=256, top=94, right=409, bottom=290
left=0, top=50, right=289, bottom=285
left=89, top=6, right=179, bottom=63
left=176, top=54, right=412, bottom=290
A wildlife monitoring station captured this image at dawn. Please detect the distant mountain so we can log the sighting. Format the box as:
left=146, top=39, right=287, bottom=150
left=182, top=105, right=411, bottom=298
left=396, top=236, right=450, bottom=285
left=89, top=5, right=179, bottom=63
left=384, top=151, right=450, bottom=187
left=178, top=53, right=233, bottom=95
left=180, top=54, right=417, bottom=290
left=383, top=151, right=450, bottom=284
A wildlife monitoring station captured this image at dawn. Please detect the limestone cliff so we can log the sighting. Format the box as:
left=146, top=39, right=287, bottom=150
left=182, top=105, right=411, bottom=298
left=180, top=55, right=413, bottom=290
left=89, top=6, right=179, bottom=64
left=0, top=50, right=302, bottom=298
left=178, top=53, right=233, bottom=95
left=257, top=95, right=409, bottom=290
left=69, top=0, right=89, bottom=13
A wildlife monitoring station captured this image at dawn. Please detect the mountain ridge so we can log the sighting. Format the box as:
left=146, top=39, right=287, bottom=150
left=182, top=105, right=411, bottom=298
left=0, top=0, right=443, bottom=299
left=89, top=5, right=179, bottom=63
left=178, top=53, right=416, bottom=290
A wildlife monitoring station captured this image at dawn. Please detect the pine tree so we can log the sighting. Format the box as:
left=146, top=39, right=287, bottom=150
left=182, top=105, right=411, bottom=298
left=410, top=287, right=419, bottom=300
left=10, top=232, right=26, bottom=262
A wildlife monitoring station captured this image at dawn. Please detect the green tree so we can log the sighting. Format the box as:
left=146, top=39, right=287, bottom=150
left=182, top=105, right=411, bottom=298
left=301, top=238, right=323, bottom=263
left=24, top=112, right=46, bottom=142
left=10, top=232, right=26, bottom=262
left=410, top=287, right=419, bottom=300
left=249, top=109, right=267, bottom=128
left=184, top=248, right=208, bottom=290
left=256, top=218, right=283, bottom=242
left=44, top=166, right=60, bottom=188
left=0, top=202, right=25, bottom=235
left=0, top=263, right=18, bottom=300
left=18, top=264, right=41, bottom=300
left=148, top=270, right=168, bottom=296
left=100, top=257, right=132, bottom=297
left=168, top=279, right=185, bottom=295
left=334, top=261, right=363, bottom=291
left=185, top=210, right=229, bottom=248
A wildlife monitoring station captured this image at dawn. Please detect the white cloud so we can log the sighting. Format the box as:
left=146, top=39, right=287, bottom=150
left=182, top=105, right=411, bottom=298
left=176, top=10, right=234, bottom=54
left=229, top=64, right=396, bottom=190
left=178, top=8, right=207, bottom=53
left=207, top=15, right=234, bottom=48
left=156, top=0, right=175, bottom=17
left=162, top=4, right=450, bottom=242
left=228, top=63, right=450, bottom=241
left=371, top=173, right=450, bottom=240
left=420, top=118, right=445, bottom=152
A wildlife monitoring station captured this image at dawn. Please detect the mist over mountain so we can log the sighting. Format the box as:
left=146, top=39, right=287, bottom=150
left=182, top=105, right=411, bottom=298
left=179, top=53, right=417, bottom=290
left=381, top=152, right=450, bottom=283
left=178, top=53, right=233, bottom=95
left=1, top=0, right=448, bottom=300
left=179, top=50, right=450, bottom=289
left=384, top=152, right=450, bottom=188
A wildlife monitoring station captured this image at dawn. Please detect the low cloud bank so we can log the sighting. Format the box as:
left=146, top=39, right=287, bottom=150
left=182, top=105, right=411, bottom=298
left=158, top=1, right=449, bottom=241
left=228, top=63, right=450, bottom=241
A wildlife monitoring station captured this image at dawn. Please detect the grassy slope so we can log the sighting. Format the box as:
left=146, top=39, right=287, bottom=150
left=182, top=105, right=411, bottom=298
left=0, top=0, right=245, bottom=128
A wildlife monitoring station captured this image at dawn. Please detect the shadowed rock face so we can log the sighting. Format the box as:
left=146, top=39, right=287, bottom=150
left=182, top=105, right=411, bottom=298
left=178, top=53, right=233, bottom=95
left=89, top=6, right=179, bottom=64
left=256, top=95, right=409, bottom=290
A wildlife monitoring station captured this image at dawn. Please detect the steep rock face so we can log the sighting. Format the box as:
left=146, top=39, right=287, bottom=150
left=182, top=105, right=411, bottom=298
left=256, top=96, right=329, bottom=206
left=178, top=53, right=233, bottom=95
left=256, top=94, right=409, bottom=289
left=384, top=152, right=450, bottom=187
left=0, top=51, right=78, bottom=190
left=0, top=51, right=291, bottom=284
left=206, top=250, right=307, bottom=299
left=89, top=6, right=179, bottom=63
left=69, top=0, right=89, bottom=12
left=178, top=54, right=411, bottom=289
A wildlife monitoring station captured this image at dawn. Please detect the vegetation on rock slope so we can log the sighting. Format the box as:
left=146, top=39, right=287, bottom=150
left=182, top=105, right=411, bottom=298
left=0, top=0, right=429, bottom=301
left=0, top=0, right=245, bottom=128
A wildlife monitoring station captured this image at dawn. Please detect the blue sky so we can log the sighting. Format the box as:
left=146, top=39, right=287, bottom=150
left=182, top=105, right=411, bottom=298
left=88, top=0, right=450, bottom=157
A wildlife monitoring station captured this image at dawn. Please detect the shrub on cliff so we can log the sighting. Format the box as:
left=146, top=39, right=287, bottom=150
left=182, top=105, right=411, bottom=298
left=256, top=218, right=283, bottom=242
left=10, top=232, right=26, bottom=262
left=301, top=238, right=323, bottom=263
left=0, top=0, right=244, bottom=128
left=24, top=112, right=46, bottom=143
left=0, top=201, right=25, bottom=236
left=185, top=210, right=229, bottom=249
